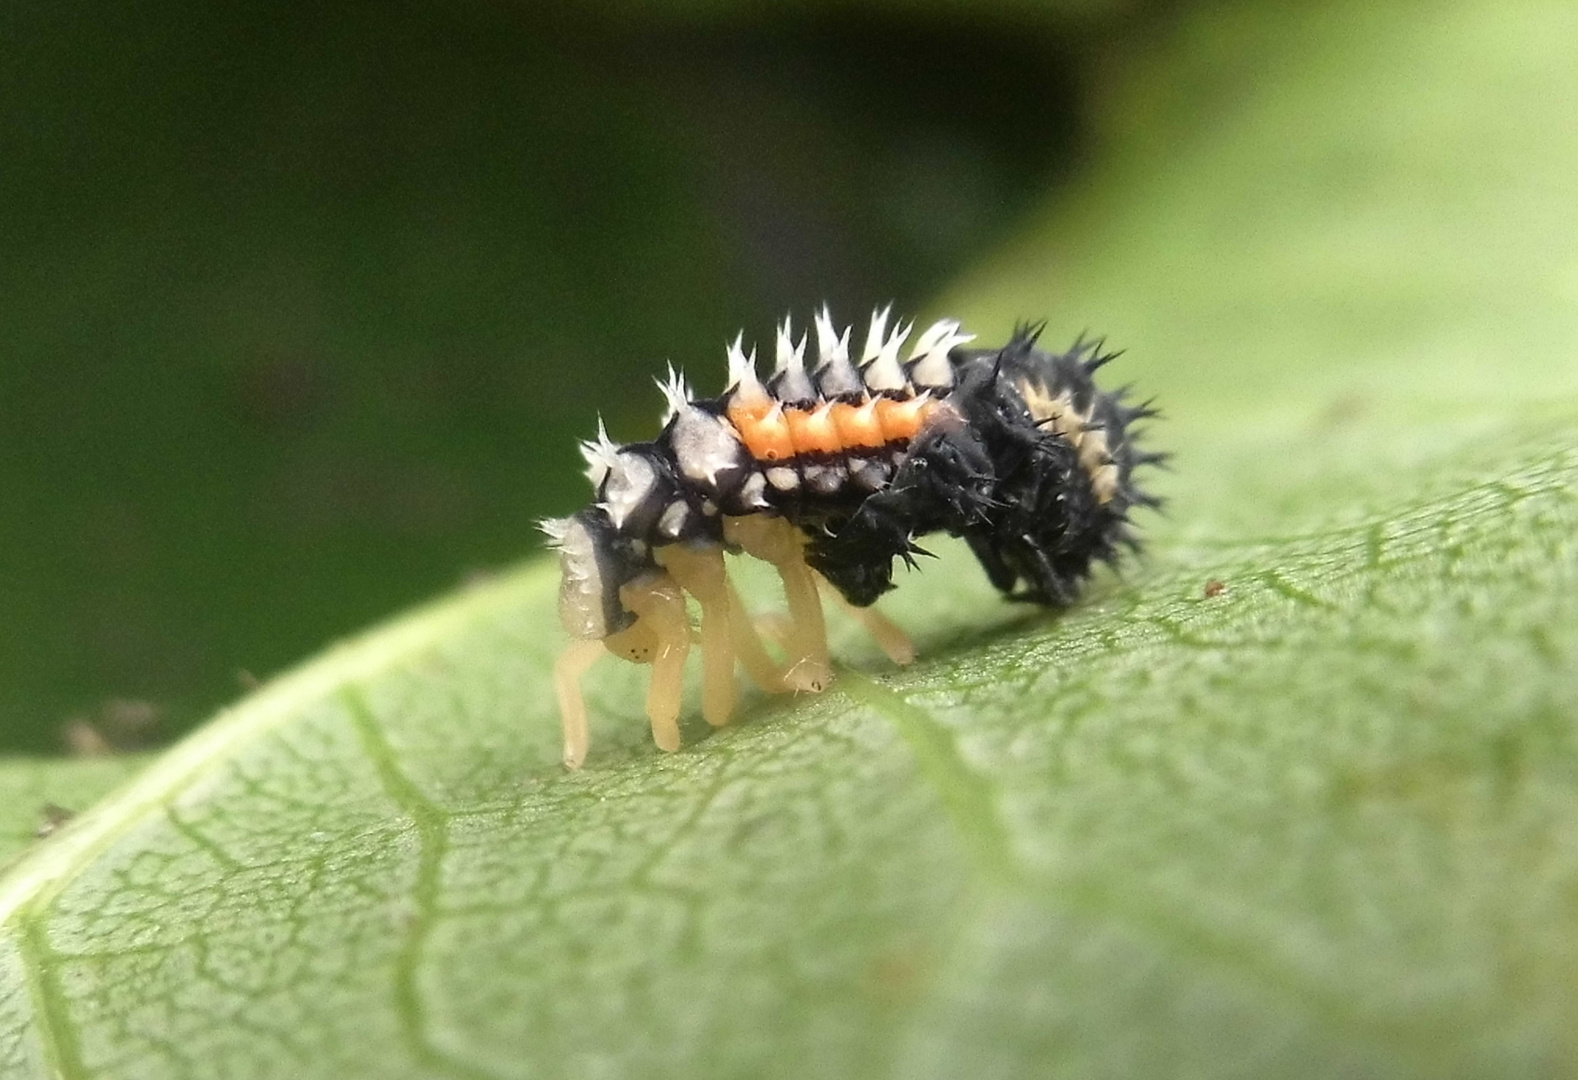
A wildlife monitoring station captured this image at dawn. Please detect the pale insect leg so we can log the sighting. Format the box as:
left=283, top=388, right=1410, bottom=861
left=657, top=543, right=741, bottom=727
left=817, top=576, right=916, bottom=666
left=749, top=608, right=795, bottom=653
left=726, top=578, right=796, bottom=694
left=722, top=515, right=832, bottom=693
left=619, top=574, right=692, bottom=752
left=555, top=638, right=607, bottom=770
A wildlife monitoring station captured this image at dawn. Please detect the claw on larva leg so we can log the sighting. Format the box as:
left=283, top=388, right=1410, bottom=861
left=818, top=577, right=915, bottom=666
left=618, top=574, right=691, bottom=753
left=555, top=638, right=608, bottom=770
left=748, top=610, right=825, bottom=693
left=748, top=605, right=826, bottom=693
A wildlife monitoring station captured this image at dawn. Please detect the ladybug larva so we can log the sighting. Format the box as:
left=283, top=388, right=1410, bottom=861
left=541, top=307, right=1163, bottom=768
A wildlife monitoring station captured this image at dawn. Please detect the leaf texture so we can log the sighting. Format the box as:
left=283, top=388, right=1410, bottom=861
left=3, top=0, right=1578, bottom=1077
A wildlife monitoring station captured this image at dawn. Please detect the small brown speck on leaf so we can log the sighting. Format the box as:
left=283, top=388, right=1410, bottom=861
left=35, top=803, right=76, bottom=839
left=1204, top=579, right=1227, bottom=598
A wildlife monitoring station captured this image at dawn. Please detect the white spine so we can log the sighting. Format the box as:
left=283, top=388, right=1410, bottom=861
left=657, top=363, right=693, bottom=424
left=774, top=317, right=807, bottom=376
left=812, top=305, right=862, bottom=397
left=726, top=333, right=769, bottom=408
left=907, top=318, right=974, bottom=387
left=578, top=416, right=621, bottom=489
left=537, top=516, right=571, bottom=548
left=772, top=315, right=815, bottom=402
left=860, top=305, right=891, bottom=367
left=814, top=306, right=851, bottom=368
left=860, top=305, right=911, bottom=392
left=726, top=333, right=755, bottom=388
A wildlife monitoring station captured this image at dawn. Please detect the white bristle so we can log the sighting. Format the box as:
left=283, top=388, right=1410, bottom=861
left=881, top=319, right=913, bottom=365
left=727, top=332, right=769, bottom=409
left=771, top=315, right=816, bottom=402
left=909, top=318, right=958, bottom=360
left=860, top=305, right=892, bottom=367
left=812, top=305, right=862, bottom=397
left=657, top=363, right=692, bottom=423
left=814, top=306, right=851, bottom=368
left=726, top=333, right=756, bottom=387
left=908, top=318, right=974, bottom=387
left=537, top=516, right=571, bottom=548
left=774, top=317, right=807, bottom=375
left=578, top=416, right=621, bottom=488
left=861, top=306, right=911, bottom=392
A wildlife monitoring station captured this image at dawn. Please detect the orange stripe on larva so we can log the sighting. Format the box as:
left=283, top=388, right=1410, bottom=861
left=875, top=395, right=937, bottom=443
left=785, top=402, right=841, bottom=456
left=727, top=402, right=795, bottom=463
left=730, top=394, right=939, bottom=464
left=830, top=400, right=886, bottom=450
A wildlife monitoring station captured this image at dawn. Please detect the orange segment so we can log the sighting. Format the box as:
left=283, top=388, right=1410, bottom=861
left=727, top=402, right=796, bottom=463
left=875, top=395, right=938, bottom=444
left=830, top=399, right=886, bottom=450
left=785, top=403, right=841, bottom=456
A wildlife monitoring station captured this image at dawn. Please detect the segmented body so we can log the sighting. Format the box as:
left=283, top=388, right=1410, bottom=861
left=542, top=307, right=1161, bottom=767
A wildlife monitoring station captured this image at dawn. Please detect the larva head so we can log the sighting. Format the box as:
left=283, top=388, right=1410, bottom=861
left=541, top=509, right=638, bottom=641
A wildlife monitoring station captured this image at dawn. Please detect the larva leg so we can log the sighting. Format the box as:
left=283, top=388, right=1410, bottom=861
left=723, top=515, right=832, bottom=693
left=726, top=578, right=795, bottom=694
left=750, top=609, right=795, bottom=653
left=818, top=577, right=916, bottom=666
left=619, top=574, right=691, bottom=752
left=657, top=544, right=740, bottom=727
left=555, top=638, right=608, bottom=770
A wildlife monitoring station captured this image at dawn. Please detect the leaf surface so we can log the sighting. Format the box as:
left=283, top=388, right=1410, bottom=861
left=0, top=760, right=150, bottom=871
left=3, top=1, right=1577, bottom=1077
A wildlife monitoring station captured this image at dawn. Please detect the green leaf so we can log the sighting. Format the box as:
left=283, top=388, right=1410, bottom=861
left=0, top=759, right=151, bottom=871
left=4, top=1, right=1577, bottom=1077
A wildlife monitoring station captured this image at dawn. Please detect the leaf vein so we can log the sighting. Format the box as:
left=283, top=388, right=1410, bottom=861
left=15, top=916, right=88, bottom=1080
left=835, top=672, right=1024, bottom=889
left=340, top=686, right=500, bottom=1080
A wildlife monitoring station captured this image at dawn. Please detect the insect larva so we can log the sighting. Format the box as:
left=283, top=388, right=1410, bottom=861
left=542, top=306, right=1163, bottom=767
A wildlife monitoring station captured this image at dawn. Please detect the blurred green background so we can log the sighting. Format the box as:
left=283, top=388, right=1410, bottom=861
left=3, top=0, right=1115, bottom=753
